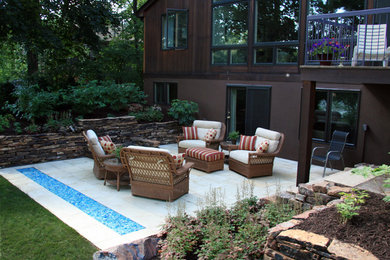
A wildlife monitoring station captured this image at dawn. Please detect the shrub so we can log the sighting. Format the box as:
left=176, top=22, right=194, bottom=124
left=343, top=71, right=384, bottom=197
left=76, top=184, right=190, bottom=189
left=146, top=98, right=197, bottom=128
left=6, top=84, right=60, bottom=122
left=0, top=114, right=14, bottom=132
left=67, top=80, right=146, bottom=116
left=168, top=99, right=199, bottom=126
left=130, top=105, right=163, bottom=123
left=159, top=185, right=300, bottom=259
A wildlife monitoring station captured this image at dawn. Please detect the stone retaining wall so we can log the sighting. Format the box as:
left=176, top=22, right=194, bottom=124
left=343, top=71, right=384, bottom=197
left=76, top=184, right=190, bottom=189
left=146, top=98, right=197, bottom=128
left=0, top=116, right=180, bottom=168
left=263, top=181, right=378, bottom=260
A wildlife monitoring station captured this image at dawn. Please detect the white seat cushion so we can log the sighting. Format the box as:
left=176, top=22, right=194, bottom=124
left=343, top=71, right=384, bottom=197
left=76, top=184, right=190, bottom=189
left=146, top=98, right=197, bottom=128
left=127, top=145, right=170, bottom=154
left=178, top=140, right=206, bottom=149
left=230, top=150, right=251, bottom=164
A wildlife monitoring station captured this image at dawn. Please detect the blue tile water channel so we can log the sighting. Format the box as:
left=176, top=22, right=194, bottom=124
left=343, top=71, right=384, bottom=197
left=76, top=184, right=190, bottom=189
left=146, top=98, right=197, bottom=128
left=17, top=167, right=144, bottom=235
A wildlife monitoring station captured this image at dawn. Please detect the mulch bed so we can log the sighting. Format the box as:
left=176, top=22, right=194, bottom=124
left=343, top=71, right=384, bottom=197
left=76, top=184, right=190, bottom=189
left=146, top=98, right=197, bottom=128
left=295, top=192, right=390, bottom=260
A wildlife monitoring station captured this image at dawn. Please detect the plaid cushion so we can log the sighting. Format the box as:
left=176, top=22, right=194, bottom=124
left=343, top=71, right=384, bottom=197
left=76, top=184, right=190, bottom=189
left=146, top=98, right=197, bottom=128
left=238, top=135, right=257, bottom=151
left=183, top=126, right=198, bottom=140
left=186, top=147, right=224, bottom=162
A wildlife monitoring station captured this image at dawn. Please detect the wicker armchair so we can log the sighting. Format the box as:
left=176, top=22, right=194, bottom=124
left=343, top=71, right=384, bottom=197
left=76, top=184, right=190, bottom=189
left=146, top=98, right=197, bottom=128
left=176, top=120, right=226, bottom=153
left=120, top=146, right=194, bottom=201
left=82, top=130, right=116, bottom=179
left=228, top=128, right=285, bottom=178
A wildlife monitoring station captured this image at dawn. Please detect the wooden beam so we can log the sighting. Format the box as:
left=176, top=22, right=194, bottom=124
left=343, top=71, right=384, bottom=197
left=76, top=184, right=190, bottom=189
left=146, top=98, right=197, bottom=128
left=297, top=80, right=316, bottom=185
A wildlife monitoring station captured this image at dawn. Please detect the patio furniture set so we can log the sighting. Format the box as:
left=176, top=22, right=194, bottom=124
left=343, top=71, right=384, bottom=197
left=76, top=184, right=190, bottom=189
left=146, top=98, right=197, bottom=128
left=83, top=120, right=286, bottom=201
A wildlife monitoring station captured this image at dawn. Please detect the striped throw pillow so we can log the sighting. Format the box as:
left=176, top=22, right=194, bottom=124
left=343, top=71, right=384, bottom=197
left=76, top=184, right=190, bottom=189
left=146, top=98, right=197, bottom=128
left=238, top=135, right=257, bottom=151
left=98, top=135, right=112, bottom=142
left=183, top=126, right=198, bottom=140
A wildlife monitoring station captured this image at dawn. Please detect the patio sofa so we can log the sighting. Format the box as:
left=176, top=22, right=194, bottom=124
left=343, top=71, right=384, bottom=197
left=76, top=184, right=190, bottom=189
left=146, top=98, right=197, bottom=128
left=176, top=120, right=226, bottom=153
left=120, top=146, right=194, bottom=201
left=228, top=127, right=285, bottom=178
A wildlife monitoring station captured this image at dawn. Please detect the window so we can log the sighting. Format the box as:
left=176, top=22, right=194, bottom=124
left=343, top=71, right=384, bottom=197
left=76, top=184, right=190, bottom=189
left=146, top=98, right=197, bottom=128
left=154, top=82, right=178, bottom=105
left=313, top=90, right=360, bottom=145
left=162, top=10, right=188, bottom=50
left=211, top=0, right=248, bottom=65
left=254, top=0, right=299, bottom=64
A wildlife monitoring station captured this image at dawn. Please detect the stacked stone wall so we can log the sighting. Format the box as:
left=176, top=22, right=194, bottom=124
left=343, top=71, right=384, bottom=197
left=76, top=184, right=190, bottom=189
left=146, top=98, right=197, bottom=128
left=264, top=180, right=378, bottom=260
left=0, top=116, right=180, bottom=168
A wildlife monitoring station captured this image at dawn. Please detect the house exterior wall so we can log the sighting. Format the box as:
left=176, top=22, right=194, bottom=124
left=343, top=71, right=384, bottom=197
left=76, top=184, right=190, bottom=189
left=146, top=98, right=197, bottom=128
left=139, top=0, right=390, bottom=166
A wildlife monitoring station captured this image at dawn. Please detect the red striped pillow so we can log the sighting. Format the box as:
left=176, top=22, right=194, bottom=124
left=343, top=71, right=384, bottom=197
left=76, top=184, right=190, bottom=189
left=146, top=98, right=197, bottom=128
left=182, top=126, right=198, bottom=140
left=238, top=135, right=257, bottom=151
left=98, top=135, right=112, bottom=142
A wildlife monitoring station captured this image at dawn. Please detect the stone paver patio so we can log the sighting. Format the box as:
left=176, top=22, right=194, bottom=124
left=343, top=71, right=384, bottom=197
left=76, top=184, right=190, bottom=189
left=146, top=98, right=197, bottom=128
left=0, top=144, right=347, bottom=250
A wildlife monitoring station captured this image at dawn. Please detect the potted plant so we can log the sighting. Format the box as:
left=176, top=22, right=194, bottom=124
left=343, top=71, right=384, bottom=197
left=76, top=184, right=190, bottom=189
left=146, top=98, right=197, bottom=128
left=308, top=37, right=349, bottom=65
left=228, top=131, right=240, bottom=144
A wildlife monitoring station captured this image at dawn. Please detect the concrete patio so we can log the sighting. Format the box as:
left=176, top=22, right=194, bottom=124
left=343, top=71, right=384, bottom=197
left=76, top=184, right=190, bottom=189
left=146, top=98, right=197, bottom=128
left=0, top=144, right=352, bottom=251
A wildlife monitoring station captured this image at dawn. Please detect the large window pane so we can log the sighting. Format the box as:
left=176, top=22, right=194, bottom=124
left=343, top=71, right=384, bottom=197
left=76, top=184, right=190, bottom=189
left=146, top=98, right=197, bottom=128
left=313, top=90, right=360, bottom=145
left=309, top=0, right=365, bottom=15
left=255, top=0, right=299, bottom=43
left=212, top=2, right=248, bottom=46
left=330, top=92, right=359, bottom=144
left=162, top=10, right=188, bottom=50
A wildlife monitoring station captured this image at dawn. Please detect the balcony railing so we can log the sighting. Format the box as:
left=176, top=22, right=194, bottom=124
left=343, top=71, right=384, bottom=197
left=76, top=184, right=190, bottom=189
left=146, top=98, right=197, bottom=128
left=305, top=7, right=390, bottom=67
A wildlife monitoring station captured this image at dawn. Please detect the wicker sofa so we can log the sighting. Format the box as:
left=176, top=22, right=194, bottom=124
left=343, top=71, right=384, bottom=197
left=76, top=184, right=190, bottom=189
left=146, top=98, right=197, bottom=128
left=228, top=127, right=285, bottom=178
left=120, top=146, right=194, bottom=201
left=82, top=130, right=117, bottom=179
left=176, top=120, right=226, bottom=153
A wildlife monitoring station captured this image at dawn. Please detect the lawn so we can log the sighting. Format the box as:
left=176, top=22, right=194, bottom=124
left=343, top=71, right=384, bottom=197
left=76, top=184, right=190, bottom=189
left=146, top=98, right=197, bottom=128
left=0, top=176, right=98, bottom=259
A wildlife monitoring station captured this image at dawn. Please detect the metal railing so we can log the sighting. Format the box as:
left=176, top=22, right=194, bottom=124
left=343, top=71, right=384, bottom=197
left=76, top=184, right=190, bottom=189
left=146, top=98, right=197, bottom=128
left=305, top=7, right=390, bottom=66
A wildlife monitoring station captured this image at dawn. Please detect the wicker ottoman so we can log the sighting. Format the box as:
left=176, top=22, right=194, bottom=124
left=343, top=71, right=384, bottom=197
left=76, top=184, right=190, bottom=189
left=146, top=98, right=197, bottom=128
left=185, top=147, right=224, bottom=173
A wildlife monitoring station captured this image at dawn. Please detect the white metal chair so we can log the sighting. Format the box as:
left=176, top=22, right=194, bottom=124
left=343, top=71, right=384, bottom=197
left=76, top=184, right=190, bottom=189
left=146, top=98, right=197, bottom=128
left=311, top=130, right=349, bottom=177
left=352, top=24, right=390, bottom=67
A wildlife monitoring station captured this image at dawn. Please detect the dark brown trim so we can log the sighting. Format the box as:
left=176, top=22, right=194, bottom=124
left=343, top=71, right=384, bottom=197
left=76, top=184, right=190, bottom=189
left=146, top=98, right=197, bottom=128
left=297, top=80, right=316, bottom=185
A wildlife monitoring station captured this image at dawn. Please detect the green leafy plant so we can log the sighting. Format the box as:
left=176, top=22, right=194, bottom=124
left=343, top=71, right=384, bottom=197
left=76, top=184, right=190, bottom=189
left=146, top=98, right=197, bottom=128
left=228, top=131, right=240, bottom=143
left=24, top=123, right=40, bottom=134
left=159, top=184, right=301, bottom=259
left=336, top=188, right=369, bottom=224
left=308, top=37, right=349, bottom=59
left=352, top=162, right=390, bottom=202
left=168, top=99, right=199, bottom=126
left=114, top=145, right=123, bottom=159
left=0, top=114, right=14, bottom=132
left=130, top=106, right=163, bottom=122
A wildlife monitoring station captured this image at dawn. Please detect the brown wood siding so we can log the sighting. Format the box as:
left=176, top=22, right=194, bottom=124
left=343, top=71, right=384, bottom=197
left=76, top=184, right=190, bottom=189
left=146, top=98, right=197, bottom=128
left=142, top=0, right=301, bottom=77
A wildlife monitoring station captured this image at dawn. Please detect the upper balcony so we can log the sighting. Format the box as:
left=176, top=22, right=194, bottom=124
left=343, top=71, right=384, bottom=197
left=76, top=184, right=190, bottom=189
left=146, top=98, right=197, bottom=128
left=304, top=7, right=390, bottom=68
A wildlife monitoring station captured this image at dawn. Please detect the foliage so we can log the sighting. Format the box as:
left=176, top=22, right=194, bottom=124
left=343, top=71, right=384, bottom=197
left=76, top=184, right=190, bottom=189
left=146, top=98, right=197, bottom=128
left=309, top=37, right=349, bottom=58
left=352, top=163, right=390, bottom=202
left=6, top=84, right=61, bottom=122
left=0, top=40, right=26, bottom=83
left=66, top=80, right=146, bottom=117
left=168, top=99, right=199, bottom=126
left=336, top=188, right=369, bottom=224
left=0, top=114, right=14, bottom=132
left=43, top=111, right=73, bottom=132
left=114, top=145, right=123, bottom=160
left=228, top=131, right=240, bottom=141
left=0, top=176, right=97, bottom=259
left=130, top=105, right=163, bottom=123
left=159, top=184, right=301, bottom=259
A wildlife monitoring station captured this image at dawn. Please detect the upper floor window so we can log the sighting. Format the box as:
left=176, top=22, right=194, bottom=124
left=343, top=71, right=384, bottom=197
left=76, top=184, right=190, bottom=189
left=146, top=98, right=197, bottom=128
left=211, top=0, right=249, bottom=65
left=162, top=10, right=188, bottom=50
left=154, top=82, right=178, bottom=105
left=313, top=89, right=360, bottom=146
left=309, top=0, right=365, bottom=15
left=254, top=0, right=299, bottom=64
